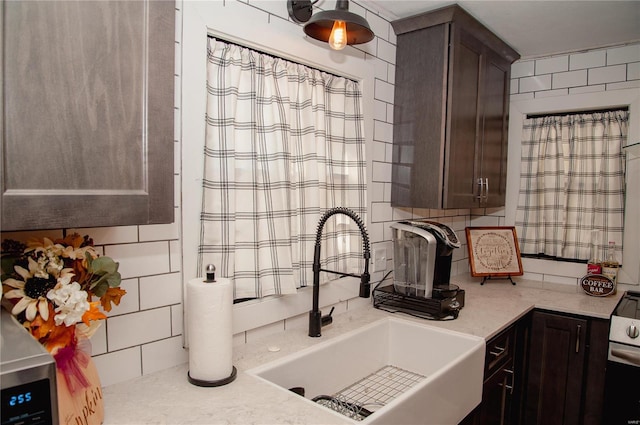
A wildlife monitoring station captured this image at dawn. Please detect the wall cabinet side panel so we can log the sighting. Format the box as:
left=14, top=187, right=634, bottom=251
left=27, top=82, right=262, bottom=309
left=391, top=25, right=448, bottom=208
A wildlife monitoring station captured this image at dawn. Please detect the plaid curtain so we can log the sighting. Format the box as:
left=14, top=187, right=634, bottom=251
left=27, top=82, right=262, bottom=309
left=515, top=110, right=628, bottom=261
left=199, top=38, right=367, bottom=299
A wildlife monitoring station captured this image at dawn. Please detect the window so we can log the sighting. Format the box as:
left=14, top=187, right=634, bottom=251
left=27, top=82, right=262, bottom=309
left=515, top=109, right=628, bottom=263
left=506, top=90, right=639, bottom=285
left=198, top=37, right=367, bottom=299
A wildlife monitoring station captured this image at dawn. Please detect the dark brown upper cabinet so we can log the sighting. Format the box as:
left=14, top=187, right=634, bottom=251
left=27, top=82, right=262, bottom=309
left=1, top=0, right=175, bottom=231
left=391, top=5, right=520, bottom=209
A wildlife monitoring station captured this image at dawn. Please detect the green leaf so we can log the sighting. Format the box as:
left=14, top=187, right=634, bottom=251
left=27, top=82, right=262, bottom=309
left=1, top=256, right=18, bottom=279
left=89, top=257, right=119, bottom=275
left=92, top=281, right=109, bottom=298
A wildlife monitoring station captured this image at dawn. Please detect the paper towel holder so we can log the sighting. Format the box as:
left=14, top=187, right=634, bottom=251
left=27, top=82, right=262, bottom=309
left=188, top=367, right=237, bottom=387
left=187, top=263, right=238, bottom=387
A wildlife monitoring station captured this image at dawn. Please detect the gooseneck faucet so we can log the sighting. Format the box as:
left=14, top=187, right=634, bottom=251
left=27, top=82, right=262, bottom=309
left=309, top=207, right=371, bottom=337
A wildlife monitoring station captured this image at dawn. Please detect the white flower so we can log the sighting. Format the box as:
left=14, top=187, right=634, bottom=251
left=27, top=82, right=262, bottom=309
left=2, top=258, right=72, bottom=322
left=46, top=281, right=90, bottom=326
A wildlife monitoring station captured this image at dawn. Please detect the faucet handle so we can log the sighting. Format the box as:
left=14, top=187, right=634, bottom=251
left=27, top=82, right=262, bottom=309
left=321, top=307, right=335, bottom=327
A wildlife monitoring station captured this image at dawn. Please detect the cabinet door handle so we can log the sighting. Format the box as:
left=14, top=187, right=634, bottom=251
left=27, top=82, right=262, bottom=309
left=484, top=178, right=489, bottom=201
left=477, top=178, right=485, bottom=200
left=575, top=324, right=581, bottom=353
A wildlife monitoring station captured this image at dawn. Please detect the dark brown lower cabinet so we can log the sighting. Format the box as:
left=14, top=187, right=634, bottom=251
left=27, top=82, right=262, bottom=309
left=460, top=309, right=609, bottom=425
left=524, top=310, right=609, bottom=425
left=461, top=316, right=530, bottom=425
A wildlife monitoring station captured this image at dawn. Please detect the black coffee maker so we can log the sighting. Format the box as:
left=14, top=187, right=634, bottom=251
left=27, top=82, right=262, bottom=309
left=382, top=220, right=464, bottom=319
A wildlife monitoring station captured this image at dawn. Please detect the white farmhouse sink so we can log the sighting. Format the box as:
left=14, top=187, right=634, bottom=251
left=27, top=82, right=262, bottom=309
left=247, top=317, right=485, bottom=424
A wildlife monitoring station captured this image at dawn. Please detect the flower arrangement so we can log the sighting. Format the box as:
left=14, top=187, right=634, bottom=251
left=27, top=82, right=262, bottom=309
left=1, top=233, right=125, bottom=355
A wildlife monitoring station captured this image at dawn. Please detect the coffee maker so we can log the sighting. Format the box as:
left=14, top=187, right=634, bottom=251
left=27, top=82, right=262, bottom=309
left=376, top=220, right=464, bottom=319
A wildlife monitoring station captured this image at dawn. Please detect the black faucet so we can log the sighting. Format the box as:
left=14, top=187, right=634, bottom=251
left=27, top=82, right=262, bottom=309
left=309, top=207, right=371, bottom=337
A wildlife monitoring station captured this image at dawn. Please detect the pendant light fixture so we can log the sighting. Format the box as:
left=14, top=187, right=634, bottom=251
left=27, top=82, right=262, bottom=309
left=287, top=0, right=374, bottom=50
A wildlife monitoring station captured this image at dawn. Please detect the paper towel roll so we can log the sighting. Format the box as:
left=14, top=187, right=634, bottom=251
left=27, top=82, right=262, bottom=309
left=187, top=277, right=233, bottom=382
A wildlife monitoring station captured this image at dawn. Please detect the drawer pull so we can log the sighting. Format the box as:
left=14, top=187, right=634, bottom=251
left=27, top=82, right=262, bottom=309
left=490, top=345, right=506, bottom=357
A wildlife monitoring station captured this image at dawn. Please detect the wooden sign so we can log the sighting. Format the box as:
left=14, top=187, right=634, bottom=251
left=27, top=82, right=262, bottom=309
left=580, top=274, right=616, bottom=297
left=466, top=227, right=524, bottom=278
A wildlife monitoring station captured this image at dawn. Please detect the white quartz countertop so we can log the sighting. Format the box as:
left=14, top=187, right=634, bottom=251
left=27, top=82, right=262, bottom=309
left=102, top=276, right=627, bottom=425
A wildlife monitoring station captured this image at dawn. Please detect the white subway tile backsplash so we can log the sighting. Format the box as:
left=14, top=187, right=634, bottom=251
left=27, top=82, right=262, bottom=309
left=71, top=226, right=138, bottom=245
left=469, top=215, right=501, bottom=227
left=570, top=50, right=606, bottom=70
left=106, top=278, right=140, bottom=316
left=93, top=347, right=142, bottom=388
left=607, top=80, right=640, bottom=90
left=374, top=120, right=393, bottom=143
left=607, top=44, right=640, bottom=65
left=106, top=241, right=171, bottom=279
left=371, top=160, right=391, bottom=182
left=535, top=55, right=568, bottom=75
left=376, top=38, right=396, bottom=65
left=535, top=88, right=569, bottom=98
left=511, top=60, right=534, bottom=78
left=382, top=182, right=392, bottom=203
left=108, top=307, right=172, bottom=351
left=371, top=201, right=393, bottom=222
left=139, top=222, right=179, bottom=242
left=171, top=304, right=184, bottom=336
left=372, top=140, right=387, bottom=162
left=140, top=272, right=182, bottom=310
left=374, top=78, right=394, bottom=104
left=250, top=0, right=289, bottom=21
left=511, top=92, right=535, bottom=102
left=170, top=239, right=181, bottom=272
left=628, top=62, right=640, bottom=81
left=569, top=84, right=606, bottom=94
left=519, top=75, right=552, bottom=92
left=373, top=99, right=387, bottom=121
left=90, top=320, right=108, bottom=355
left=387, top=63, right=396, bottom=86
left=373, top=57, right=387, bottom=81
left=510, top=78, right=519, bottom=94
left=141, top=336, right=188, bottom=375
left=552, top=69, right=587, bottom=89
left=369, top=182, right=384, bottom=202
left=588, top=64, right=627, bottom=84
left=367, top=221, right=384, bottom=243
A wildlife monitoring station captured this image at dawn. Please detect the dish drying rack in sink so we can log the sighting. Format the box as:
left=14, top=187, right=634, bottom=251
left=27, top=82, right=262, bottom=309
left=313, top=365, right=425, bottom=421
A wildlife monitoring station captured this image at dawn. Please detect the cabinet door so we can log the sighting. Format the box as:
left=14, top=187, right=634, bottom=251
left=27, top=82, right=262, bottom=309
left=444, top=26, right=482, bottom=209
left=479, top=365, right=515, bottom=425
left=479, top=49, right=510, bottom=208
left=1, top=1, right=174, bottom=230
left=525, top=311, right=588, bottom=425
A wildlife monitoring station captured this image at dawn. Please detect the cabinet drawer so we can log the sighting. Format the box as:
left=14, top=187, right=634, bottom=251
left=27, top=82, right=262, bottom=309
left=485, top=325, right=515, bottom=378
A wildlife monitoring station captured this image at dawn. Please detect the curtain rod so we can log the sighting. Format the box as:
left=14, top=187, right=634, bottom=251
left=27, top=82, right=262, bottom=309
left=527, top=106, right=629, bottom=119
left=206, top=34, right=350, bottom=82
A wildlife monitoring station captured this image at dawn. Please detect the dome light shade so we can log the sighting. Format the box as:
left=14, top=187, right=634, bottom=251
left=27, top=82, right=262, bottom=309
left=288, top=0, right=374, bottom=50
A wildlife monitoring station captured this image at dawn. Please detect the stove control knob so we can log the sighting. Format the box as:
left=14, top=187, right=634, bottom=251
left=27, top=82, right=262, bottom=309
left=627, top=324, right=640, bottom=339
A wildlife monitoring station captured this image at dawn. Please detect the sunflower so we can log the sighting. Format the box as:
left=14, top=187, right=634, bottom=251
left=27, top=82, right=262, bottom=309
left=3, top=256, right=74, bottom=322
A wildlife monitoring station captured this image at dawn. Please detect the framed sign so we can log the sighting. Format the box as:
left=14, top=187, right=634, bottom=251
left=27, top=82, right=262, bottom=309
left=466, top=227, right=524, bottom=278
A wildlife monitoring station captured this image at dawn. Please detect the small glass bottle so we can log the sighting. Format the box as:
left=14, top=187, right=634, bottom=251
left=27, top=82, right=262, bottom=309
left=587, top=230, right=602, bottom=275
left=601, top=241, right=619, bottom=293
